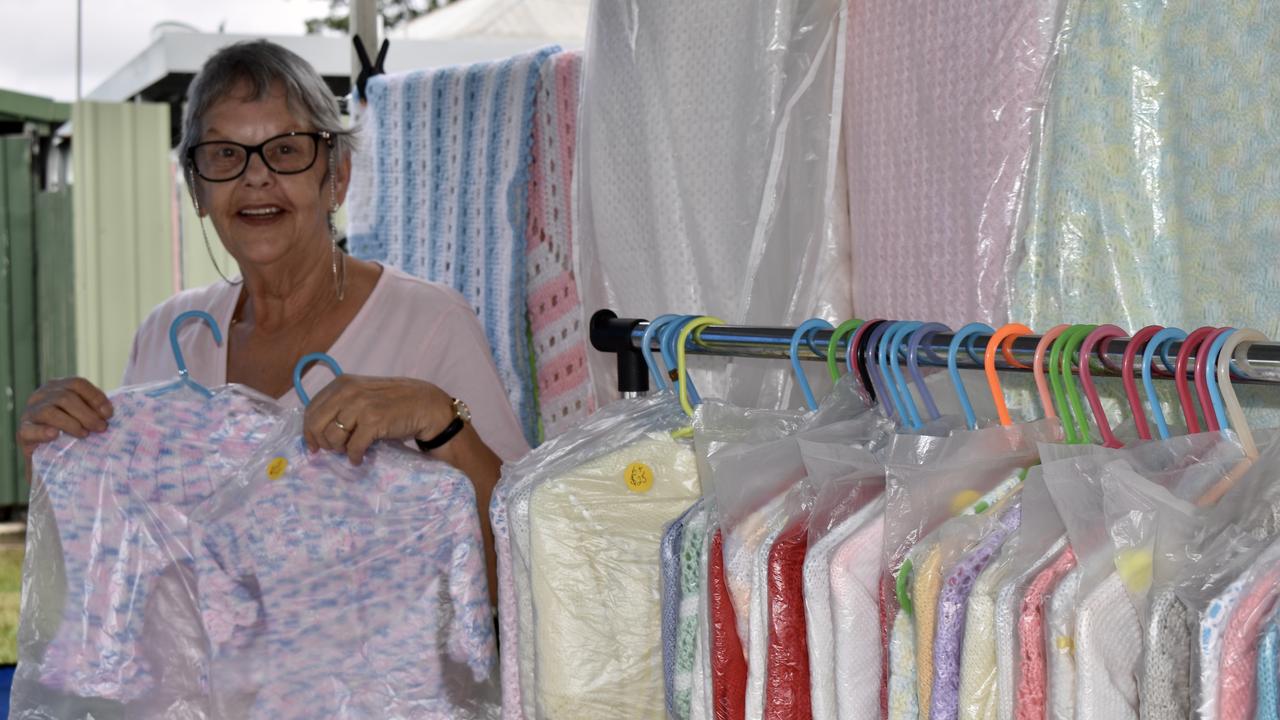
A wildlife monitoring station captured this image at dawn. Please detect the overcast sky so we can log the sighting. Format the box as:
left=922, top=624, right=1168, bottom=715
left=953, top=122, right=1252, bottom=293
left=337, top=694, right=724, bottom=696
left=0, top=0, right=334, bottom=102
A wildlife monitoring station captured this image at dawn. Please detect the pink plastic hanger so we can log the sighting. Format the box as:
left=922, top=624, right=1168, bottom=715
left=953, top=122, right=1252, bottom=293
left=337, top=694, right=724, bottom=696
left=1033, top=324, right=1071, bottom=419
left=1193, top=327, right=1235, bottom=432
left=1121, top=325, right=1164, bottom=441
left=1076, top=324, right=1128, bottom=448
left=1174, top=326, right=1217, bottom=433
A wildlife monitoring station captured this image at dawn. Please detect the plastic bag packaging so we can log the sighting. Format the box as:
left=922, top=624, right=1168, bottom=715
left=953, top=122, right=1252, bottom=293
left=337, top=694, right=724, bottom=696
left=186, top=410, right=499, bottom=720
left=1216, top=539, right=1280, bottom=720
left=804, top=489, right=884, bottom=720
left=934, top=501, right=1023, bottom=720
left=665, top=500, right=704, bottom=719
left=1044, top=566, right=1082, bottom=720
left=882, top=425, right=1049, bottom=593
left=990, top=468, right=1070, bottom=720
left=696, top=390, right=886, bottom=720
left=762, top=486, right=816, bottom=720
left=576, top=0, right=852, bottom=412
left=517, top=416, right=700, bottom=719
left=1011, top=0, right=1280, bottom=348
left=795, top=428, right=886, bottom=720
left=1138, top=433, right=1280, bottom=720
left=828, top=501, right=888, bottom=720
left=700, top=403, right=888, bottom=643
left=731, top=484, right=793, bottom=720
left=907, top=488, right=1023, bottom=717
left=881, top=421, right=1052, bottom=718
left=1256, top=619, right=1280, bottom=720
left=845, top=0, right=1061, bottom=327
left=13, top=382, right=287, bottom=719
left=957, top=524, right=1028, bottom=720
left=709, top=524, right=749, bottom=720
left=672, top=502, right=712, bottom=720
left=497, top=393, right=691, bottom=720
left=689, top=518, right=715, bottom=720
left=1042, top=433, right=1250, bottom=720
left=1009, top=477, right=1076, bottom=720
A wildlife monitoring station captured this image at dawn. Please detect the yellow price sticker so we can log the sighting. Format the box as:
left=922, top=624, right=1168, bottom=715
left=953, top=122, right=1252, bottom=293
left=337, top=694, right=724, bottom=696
left=1115, top=548, right=1153, bottom=595
left=624, top=462, right=655, bottom=494
left=950, top=489, right=982, bottom=515
left=266, top=457, right=289, bottom=481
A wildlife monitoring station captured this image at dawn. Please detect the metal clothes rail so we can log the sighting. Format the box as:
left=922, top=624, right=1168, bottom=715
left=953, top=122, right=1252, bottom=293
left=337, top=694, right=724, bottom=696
left=589, top=311, right=1280, bottom=393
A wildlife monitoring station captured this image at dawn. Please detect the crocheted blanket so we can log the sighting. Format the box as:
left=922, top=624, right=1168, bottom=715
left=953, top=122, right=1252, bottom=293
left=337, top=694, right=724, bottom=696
left=525, top=50, right=592, bottom=440
left=348, top=47, right=560, bottom=445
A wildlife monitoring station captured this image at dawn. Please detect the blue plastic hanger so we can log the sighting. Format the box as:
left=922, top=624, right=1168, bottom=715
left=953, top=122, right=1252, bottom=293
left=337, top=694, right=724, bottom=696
left=907, top=322, right=949, bottom=422
left=1205, top=329, right=1238, bottom=429
left=642, top=314, right=684, bottom=391
left=877, top=321, right=916, bottom=427
left=662, top=316, right=703, bottom=406
left=947, top=323, right=994, bottom=430
left=863, top=321, right=897, bottom=419
left=790, top=319, right=835, bottom=411
left=869, top=321, right=902, bottom=420
left=148, top=310, right=223, bottom=398
left=1142, top=327, right=1187, bottom=440
left=293, top=352, right=344, bottom=407
left=886, top=321, right=925, bottom=429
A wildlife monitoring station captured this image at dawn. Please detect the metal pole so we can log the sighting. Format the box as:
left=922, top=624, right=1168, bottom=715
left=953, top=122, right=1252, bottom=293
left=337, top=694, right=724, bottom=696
left=350, top=0, right=380, bottom=90
left=75, top=0, right=83, bottom=101
left=595, top=316, right=1280, bottom=384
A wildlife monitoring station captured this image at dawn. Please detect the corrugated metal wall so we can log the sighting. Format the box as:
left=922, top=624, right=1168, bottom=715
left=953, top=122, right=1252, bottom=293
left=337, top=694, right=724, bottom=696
left=0, top=137, right=38, bottom=506
left=71, top=101, right=175, bottom=390
left=0, top=137, right=74, bottom=506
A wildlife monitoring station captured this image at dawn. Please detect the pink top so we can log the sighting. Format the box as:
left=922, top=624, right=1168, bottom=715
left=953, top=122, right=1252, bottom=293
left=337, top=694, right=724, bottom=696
left=121, top=265, right=530, bottom=464
left=1219, top=560, right=1280, bottom=720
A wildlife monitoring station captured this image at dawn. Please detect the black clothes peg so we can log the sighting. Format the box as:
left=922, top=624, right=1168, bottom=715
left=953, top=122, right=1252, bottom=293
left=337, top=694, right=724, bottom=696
left=353, top=36, right=390, bottom=101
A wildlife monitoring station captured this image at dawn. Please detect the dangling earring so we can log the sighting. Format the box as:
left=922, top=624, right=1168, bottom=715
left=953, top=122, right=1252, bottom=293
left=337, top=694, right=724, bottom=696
left=328, top=148, right=346, bottom=302
left=188, top=165, right=242, bottom=287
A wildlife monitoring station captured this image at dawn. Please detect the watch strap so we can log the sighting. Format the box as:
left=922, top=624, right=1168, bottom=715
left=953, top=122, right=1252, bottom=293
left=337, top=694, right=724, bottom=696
left=416, top=416, right=465, bottom=452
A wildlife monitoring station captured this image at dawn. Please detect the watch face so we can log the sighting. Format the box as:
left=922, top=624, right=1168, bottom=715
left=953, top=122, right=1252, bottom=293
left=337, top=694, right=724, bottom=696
left=454, top=398, right=472, bottom=423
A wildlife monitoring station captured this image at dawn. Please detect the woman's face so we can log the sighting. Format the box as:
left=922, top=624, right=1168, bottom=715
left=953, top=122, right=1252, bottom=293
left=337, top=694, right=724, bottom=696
left=191, top=81, right=350, bottom=273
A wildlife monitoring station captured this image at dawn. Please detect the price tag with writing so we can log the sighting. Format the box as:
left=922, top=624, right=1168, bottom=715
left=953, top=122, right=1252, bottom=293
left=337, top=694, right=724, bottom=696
left=624, top=462, right=655, bottom=494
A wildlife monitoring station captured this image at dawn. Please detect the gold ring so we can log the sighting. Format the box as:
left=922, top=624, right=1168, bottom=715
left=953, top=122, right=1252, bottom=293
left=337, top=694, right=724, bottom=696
left=333, top=420, right=349, bottom=432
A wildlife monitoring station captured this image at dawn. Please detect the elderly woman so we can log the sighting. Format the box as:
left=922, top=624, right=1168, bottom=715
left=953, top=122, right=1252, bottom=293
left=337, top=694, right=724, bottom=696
left=17, top=40, right=527, bottom=592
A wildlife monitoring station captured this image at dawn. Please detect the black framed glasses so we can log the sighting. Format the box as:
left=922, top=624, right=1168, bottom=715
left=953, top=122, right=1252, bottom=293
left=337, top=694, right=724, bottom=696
left=187, top=130, right=334, bottom=182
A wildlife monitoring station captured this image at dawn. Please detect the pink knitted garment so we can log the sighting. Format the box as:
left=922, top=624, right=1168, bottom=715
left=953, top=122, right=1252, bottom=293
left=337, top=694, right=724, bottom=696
left=27, top=386, right=284, bottom=706
left=525, top=50, right=592, bottom=440
left=843, top=0, right=1057, bottom=325
left=1015, top=547, right=1076, bottom=720
left=1218, top=562, right=1280, bottom=720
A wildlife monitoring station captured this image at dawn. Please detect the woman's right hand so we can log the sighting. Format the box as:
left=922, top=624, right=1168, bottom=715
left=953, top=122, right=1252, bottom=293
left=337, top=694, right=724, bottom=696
left=18, top=378, right=113, bottom=460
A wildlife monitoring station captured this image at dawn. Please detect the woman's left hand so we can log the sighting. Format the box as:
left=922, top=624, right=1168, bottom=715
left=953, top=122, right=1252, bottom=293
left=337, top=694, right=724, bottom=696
left=302, top=375, right=454, bottom=465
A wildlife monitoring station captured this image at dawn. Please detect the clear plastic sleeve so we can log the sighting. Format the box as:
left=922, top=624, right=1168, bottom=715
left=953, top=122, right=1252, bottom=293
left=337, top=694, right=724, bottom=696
left=12, top=382, right=287, bottom=719
left=846, top=0, right=1062, bottom=327
left=1041, top=432, right=1250, bottom=720
left=882, top=422, right=1050, bottom=591
left=1011, top=0, right=1280, bottom=354
left=495, top=394, right=685, bottom=719
left=187, top=411, right=500, bottom=719
left=761, top=485, right=817, bottom=720
left=501, top=394, right=699, bottom=719
left=576, top=0, right=853, bottom=411
left=1215, top=539, right=1280, bottom=720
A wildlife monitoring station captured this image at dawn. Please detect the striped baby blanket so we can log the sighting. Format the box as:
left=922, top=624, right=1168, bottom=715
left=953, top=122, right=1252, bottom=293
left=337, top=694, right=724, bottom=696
left=348, top=47, right=560, bottom=445
left=525, top=50, right=592, bottom=440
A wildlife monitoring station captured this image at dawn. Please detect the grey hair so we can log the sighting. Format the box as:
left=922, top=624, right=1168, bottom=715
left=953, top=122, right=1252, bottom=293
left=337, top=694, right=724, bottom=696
left=178, top=40, right=355, bottom=186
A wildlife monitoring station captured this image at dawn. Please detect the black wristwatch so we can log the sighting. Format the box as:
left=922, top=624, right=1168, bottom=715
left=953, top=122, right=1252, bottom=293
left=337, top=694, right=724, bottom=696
left=416, top=397, right=471, bottom=452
